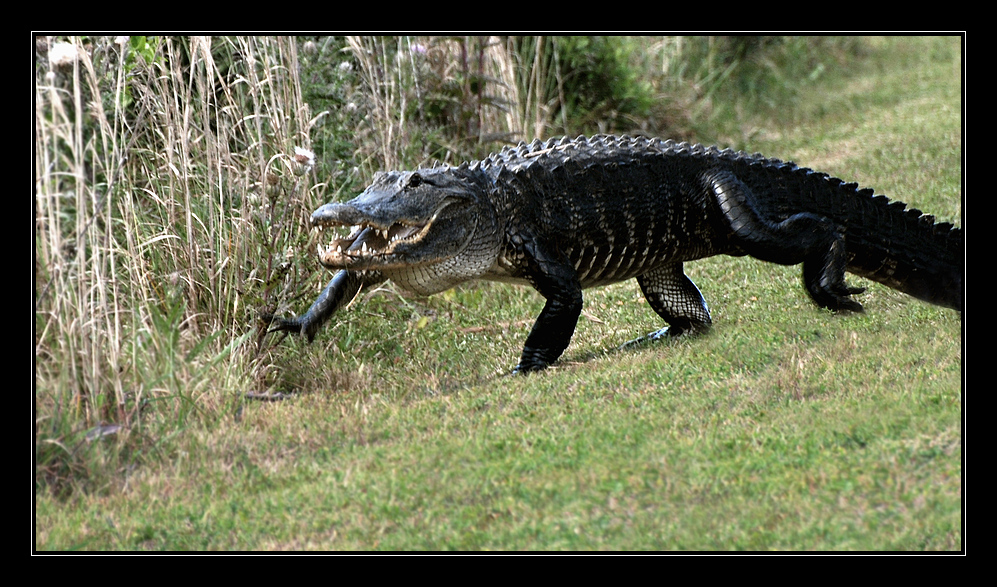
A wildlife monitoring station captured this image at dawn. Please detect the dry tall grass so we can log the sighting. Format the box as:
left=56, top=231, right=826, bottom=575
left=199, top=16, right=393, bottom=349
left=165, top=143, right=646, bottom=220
left=35, top=36, right=323, bottom=492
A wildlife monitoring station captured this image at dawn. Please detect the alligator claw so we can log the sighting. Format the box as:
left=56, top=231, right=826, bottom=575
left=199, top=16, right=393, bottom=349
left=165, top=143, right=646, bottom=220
left=619, top=326, right=675, bottom=349
left=809, top=283, right=866, bottom=313
left=264, top=314, right=320, bottom=343
left=510, top=363, right=541, bottom=375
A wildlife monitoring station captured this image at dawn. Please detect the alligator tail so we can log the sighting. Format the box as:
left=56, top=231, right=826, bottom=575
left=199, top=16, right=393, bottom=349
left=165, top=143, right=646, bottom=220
left=841, top=188, right=962, bottom=311
left=731, top=160, right=963, bottom=311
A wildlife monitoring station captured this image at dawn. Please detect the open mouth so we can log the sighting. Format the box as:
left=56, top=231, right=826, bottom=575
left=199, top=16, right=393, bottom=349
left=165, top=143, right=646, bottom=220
left=314, top=220, right=432, bottom=266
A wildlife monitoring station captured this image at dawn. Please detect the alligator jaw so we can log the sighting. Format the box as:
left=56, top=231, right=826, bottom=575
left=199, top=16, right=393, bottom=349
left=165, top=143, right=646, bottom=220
left=315, top=221, right=431, bottom=267
left=313, top=216, right=436, bottom=269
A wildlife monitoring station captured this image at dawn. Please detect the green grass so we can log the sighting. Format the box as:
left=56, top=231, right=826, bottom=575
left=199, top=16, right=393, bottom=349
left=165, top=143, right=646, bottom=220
left=35, top=36, right=962, bottom=551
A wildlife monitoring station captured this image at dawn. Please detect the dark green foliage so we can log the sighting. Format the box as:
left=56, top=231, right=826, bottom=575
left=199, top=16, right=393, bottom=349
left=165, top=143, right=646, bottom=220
left=534, top=36, right=653, bottom=133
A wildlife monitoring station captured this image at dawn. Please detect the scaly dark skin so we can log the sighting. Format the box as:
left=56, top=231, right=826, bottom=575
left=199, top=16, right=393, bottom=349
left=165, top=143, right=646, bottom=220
left=268, top=135, right=962, bottom=374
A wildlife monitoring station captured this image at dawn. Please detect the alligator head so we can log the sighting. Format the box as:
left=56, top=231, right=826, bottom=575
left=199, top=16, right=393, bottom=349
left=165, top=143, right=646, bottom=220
left=311, top=167, right=500, bottom=295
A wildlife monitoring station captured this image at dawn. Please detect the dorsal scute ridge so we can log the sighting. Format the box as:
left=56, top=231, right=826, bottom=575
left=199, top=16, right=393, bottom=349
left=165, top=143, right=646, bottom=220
left=428, top=135, right=959, bottom=239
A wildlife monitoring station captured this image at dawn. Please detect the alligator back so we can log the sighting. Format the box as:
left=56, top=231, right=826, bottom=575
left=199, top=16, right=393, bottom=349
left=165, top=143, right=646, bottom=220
left=478, top=136, right=962, bottom=310
left=475, top=136, right=731, bottom=288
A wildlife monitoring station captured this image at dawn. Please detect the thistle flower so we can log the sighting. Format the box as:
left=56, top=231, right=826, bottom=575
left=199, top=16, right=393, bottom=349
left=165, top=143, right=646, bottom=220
left=48, top=42, right=78, bottom=70
left=293, top=147, right=315, bottom=176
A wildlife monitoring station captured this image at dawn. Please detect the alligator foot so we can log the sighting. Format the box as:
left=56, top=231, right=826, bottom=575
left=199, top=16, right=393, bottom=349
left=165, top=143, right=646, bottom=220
left=619, top=318, right=713, bottom=349
left=618, top=326, right=675, bottom=350
left=265, top=314, right=323, bottom=343
left=808, top=283, right=866, bottom=313
left=510, top=362, right=548, bottom=376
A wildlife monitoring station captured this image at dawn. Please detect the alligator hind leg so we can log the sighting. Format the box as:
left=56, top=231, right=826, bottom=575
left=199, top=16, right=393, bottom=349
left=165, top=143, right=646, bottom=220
left=706, top=170, right=864, bottom=312
left=623, top=262, right=712, bottom=348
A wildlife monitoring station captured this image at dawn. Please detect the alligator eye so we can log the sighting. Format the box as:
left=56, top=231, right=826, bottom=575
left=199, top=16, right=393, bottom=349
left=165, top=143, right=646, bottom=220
left=406, top=173, right=422, bottom=189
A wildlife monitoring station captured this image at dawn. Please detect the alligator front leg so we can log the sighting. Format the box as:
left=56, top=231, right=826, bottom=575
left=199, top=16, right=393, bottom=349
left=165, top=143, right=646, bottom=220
left=514, top=289, right=583, bottom=373
left=513, top=246, right=583, bottom=374
left=268, top=269, right=383, bottom=342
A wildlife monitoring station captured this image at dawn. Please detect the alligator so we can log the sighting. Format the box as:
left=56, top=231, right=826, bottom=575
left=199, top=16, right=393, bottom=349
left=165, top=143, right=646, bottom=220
left=268, top=135, right=962, bottom=373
